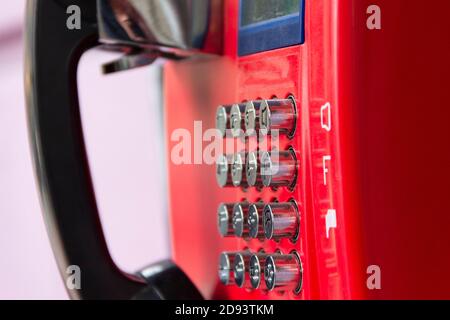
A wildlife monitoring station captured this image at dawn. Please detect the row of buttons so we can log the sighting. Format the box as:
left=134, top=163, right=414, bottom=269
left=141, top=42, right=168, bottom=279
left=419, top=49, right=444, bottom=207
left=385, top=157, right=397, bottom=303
left=216, top=149, right=298, bottom=189
left=218, top=201, right=300, bottom=242
left=216, top=98, right=297, bottom=138
left=219, top=251, right=303, bottom=293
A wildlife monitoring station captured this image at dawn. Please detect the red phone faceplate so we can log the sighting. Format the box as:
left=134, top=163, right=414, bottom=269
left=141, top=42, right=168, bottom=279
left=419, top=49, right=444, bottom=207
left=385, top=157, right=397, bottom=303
left=164, top=0, right=450, bottom=299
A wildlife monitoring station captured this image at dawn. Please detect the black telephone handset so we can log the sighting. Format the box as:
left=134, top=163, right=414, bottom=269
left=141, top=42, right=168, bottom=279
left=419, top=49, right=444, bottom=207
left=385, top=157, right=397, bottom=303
left=24, top=0, right=202, bottom=299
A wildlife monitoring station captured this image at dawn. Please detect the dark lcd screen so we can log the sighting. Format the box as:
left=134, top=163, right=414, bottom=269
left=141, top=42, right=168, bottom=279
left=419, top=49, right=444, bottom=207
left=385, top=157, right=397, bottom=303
left=241, top=0, right=301, bottom=26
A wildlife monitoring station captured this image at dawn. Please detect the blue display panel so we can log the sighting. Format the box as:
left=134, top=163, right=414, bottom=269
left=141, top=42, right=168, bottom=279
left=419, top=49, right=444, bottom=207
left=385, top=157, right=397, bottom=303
left=238, top=0, right=305, bottom=56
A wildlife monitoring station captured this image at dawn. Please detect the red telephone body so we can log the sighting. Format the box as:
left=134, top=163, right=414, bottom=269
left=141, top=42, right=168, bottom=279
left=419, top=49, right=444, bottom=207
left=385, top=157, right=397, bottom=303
left=165, top=0, right=450, bottom=300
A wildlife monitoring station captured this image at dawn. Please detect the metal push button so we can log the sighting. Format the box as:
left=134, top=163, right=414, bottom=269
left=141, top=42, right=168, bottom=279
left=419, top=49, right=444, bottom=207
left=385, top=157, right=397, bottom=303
left=230, top=103, right=246, bottom=138
left=248, top=203, right=266, bottom=240
left=245, top=100, right=263, bottom=136
left=218, top=252, right=236, bottom=285
left=216, top=105, right=232, bottom=137
left=233, top=252, right=252, bottom=288
left=260, top=149, right=297, bottom=189
left=231, top=153, right=247, bottom=187
left=264, top=253, right=303, bottom=293
left=217, top=203, right=234, bottom=237
left=263, top=202, right=300, bottom=241
left=260, top=98, right=297, bottom=137
left=232, top=203, right=250, bottom=238
left=249, top=253, right=268, bottom=290
left=216, top=154, right=233, bottom=188
left=246, top=151, right=263, bottom=187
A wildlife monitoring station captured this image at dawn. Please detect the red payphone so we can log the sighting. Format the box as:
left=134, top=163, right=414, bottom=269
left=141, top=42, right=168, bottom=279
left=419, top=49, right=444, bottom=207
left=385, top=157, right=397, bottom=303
left=25, top=0, right=450, bottom=299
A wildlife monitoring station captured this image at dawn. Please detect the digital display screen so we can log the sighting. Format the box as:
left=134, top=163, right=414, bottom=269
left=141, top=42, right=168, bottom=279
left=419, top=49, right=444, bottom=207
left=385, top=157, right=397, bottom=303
left=238, top=0, right=305, bottom=56
left=241, top=0, right=301, bottom=26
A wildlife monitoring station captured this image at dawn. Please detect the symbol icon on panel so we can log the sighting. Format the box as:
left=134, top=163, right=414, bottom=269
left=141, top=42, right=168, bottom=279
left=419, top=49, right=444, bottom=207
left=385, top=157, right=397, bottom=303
left=320, top=102, right=332, bottom=132
left=325, top=209, right=337, bottom=239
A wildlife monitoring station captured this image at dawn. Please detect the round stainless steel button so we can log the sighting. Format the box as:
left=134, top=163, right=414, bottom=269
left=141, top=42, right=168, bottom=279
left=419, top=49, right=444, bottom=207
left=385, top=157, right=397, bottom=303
left=217, top=203, right=234, bottom=237
left=246, top=151, right=263, bottom=187
left=233, top=252, right=251, bottom=288
left=263, top=202, right=300, bottom=241
left=218, top=252, right=236, bottom=285
left=259, top=98, right=297, bottom=137
left=230, top=103, right=246, bottom=138
left=249, top=253, right=268, bottom=289
left=216, top=105, right=231, bottom=137
left=245, top=100, right=263, bottom=136
left=232, top=203, right=250, bottom=238
left=264, top=253, right=303, bottom=293
left=248, top=203, right=265, bottom=239
left=231, top=153, right=246, bottom=187
left=216, top=154, right=233, bottom=187
left=260, top=149, right=297, bottom=189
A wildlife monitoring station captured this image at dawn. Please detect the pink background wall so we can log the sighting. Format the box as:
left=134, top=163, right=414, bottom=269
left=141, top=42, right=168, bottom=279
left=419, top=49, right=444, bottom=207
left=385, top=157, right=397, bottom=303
left=0, top=2, right=170, bottom=299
